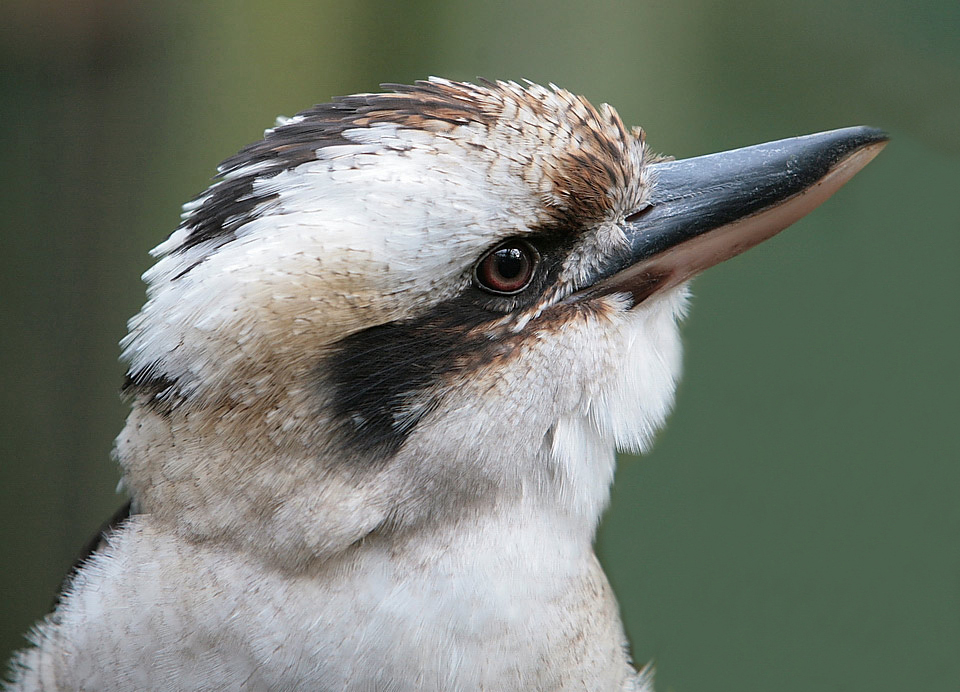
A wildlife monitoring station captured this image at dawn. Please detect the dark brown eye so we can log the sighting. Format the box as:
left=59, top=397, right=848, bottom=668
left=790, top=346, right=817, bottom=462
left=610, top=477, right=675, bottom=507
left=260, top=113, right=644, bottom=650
left=474, top=240, right=539, bottom=295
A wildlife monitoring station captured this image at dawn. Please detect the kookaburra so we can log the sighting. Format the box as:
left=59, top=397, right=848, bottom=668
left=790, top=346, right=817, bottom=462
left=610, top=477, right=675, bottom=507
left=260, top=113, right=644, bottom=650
left=5, top=79, right=885, bottom=691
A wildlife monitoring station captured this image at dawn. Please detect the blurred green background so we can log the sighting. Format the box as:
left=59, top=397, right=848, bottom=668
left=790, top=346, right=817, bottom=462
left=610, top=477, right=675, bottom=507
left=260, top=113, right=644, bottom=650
left=1, top=1, right=957, bottom=689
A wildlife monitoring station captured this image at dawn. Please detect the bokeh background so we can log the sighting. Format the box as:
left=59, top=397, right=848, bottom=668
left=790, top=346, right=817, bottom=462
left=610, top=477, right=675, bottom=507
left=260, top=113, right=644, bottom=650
left=1, top=1, right=957, bottom=690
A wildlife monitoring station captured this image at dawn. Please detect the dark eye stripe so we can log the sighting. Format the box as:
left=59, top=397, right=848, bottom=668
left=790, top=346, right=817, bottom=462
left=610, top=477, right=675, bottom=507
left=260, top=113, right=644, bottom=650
left=323, top=299, right=496, bottom=461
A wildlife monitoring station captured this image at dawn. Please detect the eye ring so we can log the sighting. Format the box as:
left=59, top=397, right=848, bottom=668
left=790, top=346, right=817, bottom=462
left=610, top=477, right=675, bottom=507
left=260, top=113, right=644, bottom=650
left=473, top=240, right=540, bottom=295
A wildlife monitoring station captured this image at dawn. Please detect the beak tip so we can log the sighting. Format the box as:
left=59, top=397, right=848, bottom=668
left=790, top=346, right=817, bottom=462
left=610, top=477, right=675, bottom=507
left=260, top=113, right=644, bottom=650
left=813, top=126, right=889, bottom=168
left=824, top=126, right=889, bottom=183
left=845, top=125, right=889, bottom=144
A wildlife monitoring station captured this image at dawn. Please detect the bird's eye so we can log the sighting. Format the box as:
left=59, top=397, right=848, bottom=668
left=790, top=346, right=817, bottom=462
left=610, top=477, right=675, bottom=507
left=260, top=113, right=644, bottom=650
left=474, top=240, right=539, bottom=295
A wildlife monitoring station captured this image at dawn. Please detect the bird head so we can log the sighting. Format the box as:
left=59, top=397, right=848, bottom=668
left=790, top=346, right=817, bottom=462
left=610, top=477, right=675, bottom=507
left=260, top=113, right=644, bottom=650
left=116, top=79, right=886, bottom=566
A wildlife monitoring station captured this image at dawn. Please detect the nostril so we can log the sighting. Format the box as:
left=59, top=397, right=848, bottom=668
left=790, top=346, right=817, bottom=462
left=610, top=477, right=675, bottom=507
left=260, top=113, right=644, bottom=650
left=624, top=205, right=653, bottom=224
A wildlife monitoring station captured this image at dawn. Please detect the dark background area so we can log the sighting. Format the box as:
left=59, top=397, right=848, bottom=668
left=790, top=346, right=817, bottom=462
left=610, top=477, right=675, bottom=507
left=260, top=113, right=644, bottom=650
left=2, top=1, right=957, bottom=690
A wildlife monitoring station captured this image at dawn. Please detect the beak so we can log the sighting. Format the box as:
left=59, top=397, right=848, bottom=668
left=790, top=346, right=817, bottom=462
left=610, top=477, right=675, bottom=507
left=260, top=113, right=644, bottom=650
left=582, top=126, right=888, bottom=304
